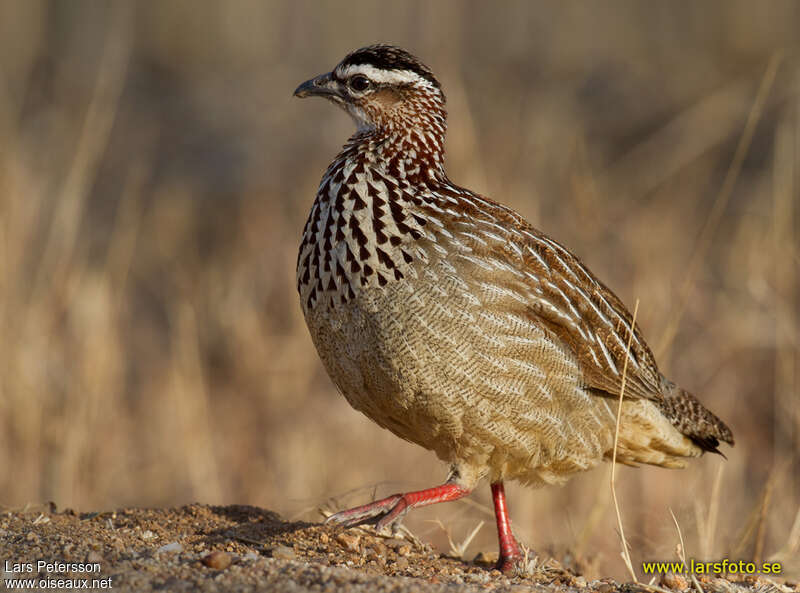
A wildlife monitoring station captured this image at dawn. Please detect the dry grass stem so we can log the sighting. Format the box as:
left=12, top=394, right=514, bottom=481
left=670, top=508, right=705, bottom=593
left=695, top=463, right=725, bottom=560
left=753, top=471, right=777, bottom=565
left=610, top=299, right=640, bottom=583
left=656, top=52, right=784, bottom=358
left=770, top=505, right=800, bottom=562
left=732, top=470, right=779, bottom=560
left=429, top=518, right=484, bottom=559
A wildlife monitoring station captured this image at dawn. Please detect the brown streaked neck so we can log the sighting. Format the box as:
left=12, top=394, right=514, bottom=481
left=348, top=98, right=447, bottom=186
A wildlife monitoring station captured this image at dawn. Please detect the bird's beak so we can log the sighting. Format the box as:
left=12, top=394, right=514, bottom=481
left=293, top=72, right=340, bottom=99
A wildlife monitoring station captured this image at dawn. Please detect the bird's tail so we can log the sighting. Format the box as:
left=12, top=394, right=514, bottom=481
left=657, top=378, right=734, bottom=455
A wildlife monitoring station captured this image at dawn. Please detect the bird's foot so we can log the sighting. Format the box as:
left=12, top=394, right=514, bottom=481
left=326, top=494, right=404, bottom=529
left=496, top=550, right=525, bottom=574
left=326, top=483, right=470, bottom=532
left=496, top=529, right=527, bottom=574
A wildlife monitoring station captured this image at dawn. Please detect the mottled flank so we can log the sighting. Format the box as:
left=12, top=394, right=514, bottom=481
left=294, top=44, right=733, bottom=567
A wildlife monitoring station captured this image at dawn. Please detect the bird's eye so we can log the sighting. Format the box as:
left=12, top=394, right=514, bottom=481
left=349, top=75, right=371, bottom=92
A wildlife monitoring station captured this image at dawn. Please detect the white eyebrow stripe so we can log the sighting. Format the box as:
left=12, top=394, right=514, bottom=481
left=337, top=64, right=421, bottom=85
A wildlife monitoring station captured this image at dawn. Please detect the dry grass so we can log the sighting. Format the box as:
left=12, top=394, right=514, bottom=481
left=611, top=299, right=640, bottom=582
left=0, top=0, right=798, bottom=581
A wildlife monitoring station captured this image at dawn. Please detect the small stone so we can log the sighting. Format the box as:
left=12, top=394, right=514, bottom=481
left=371, top=541, right=388, bottom=556
left=86, top=550, right=103, bottom=564
left=140, top=530, right=156, bottom=541
left=335, top=533, right=361, bottom=553
left=364, top=546, right=387, bottom=567
left=597, top=583, right=615, bottom=593
left=573, top=575, right=588, bottom=587
left=394, top=557, right=409, bottom=570
left=202, top=551, right=232, bottom=570
left=156, top=542, right=182, bottom=554
left=25, top=532, right=39, bottom=543
left=397, top=544, right=411, bottom=556
left=319, top=533, right=329, bottom=545
left=466, top=572, right=490, bottom=584
left=661, top=572, right=689, bottom=590
left=271, top=545, right=296, bottom=561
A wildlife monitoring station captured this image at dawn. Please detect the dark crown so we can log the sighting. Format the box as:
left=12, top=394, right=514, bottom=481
left=340, top=44, right=441, bottom=90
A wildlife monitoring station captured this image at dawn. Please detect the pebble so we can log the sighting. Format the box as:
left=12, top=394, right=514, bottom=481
left=661, top=572, right=689, bottom=590
left=202, top=551, right=233, bottom=570
left=271, top=545, right=297, bottom=561
left=86, top=550, right=103, bottom=563
left=364, top=546, right=387, bottom=567
left=465, top=572, right=490, bottom=584
left=394, top=557, right=409, bottom=571
left=156, top=542, right=182, bottom=555
left=111, top=537, right=126, bottom=552
left=335, top=533, right=360, bottom=553
left=25, top=532, right=39, bottom=543
left=319, top=533, right=329, bottom=545
left=597, top=583, right=615, bottom=593
left=371, top=541, right=388, bottom=557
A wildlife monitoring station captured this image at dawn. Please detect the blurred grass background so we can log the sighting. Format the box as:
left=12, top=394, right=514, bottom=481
left=0, top=0, right=798, bottom=580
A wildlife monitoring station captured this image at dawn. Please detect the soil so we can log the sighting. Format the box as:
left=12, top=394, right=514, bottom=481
left=0, top=503, right=795, bottom=592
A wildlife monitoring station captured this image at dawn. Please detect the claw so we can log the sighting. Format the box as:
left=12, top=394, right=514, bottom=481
left=325, top=494, right=402, bottom=527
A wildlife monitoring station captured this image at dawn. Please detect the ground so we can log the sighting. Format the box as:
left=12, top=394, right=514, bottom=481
left=0, top=504, right=795, bottom=593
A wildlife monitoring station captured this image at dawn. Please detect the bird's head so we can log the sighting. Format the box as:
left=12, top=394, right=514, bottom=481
left=294, top=44, right=446, bottom=136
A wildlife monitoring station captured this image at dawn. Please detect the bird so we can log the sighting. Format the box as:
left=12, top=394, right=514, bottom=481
left=293, top=44, right=733, bottom=573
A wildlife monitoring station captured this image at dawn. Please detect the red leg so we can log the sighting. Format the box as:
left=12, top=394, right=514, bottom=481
left=327, top=482, right=471, bottom=532
left=491, top=481, right=523, bottom=573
